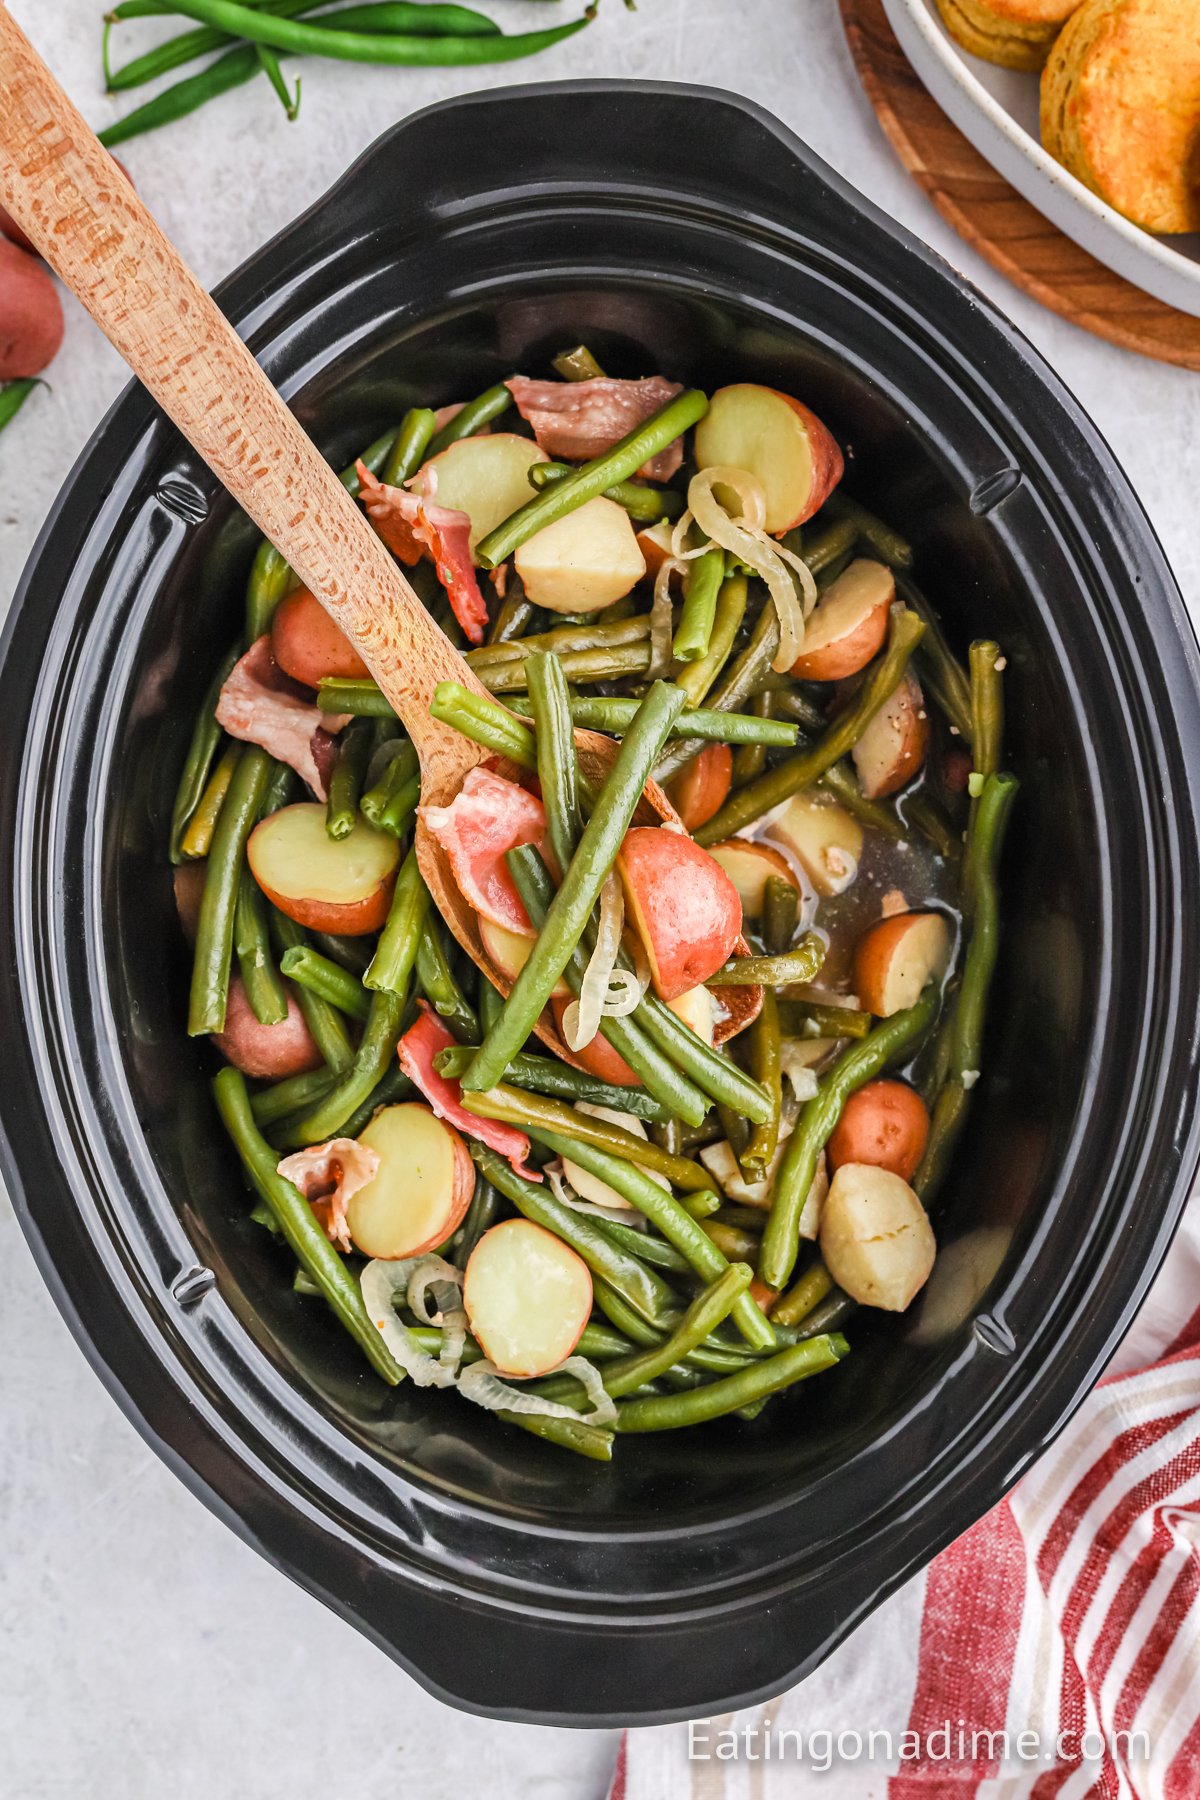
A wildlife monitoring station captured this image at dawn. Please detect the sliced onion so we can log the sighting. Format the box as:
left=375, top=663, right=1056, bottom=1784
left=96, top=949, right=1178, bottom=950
left=778, top=1044, right=821, bottom=1101
left=563, top=872, right=624, bottom=1050
left=360, top=1257, right=465, bottom=1388
left=600, top=968, right=643, bottom=1018
left=547, top=1159, right=647, bottom=1226
left=649, top=554, right=680, bottom=677
left=457, top=1357, right=617, bottom=1428
left=688, top=467, right=818, bottom=673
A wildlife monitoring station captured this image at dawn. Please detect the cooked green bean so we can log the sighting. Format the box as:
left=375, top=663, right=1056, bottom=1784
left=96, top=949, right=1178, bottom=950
left=381, top=405, right=438, bottom=487
left=279, top=945, right=371, bottom=1022
left=898, top=572, right=972, bottom=743
left=776, top=1000, right=872, bottom=1039
left=902, top=790, right=961, bottom=862
left=214, top=1067, right=401, bottom=1384
left=566, top=695, right=797, bottom=748
left=819, top=761, right=906, bottom=841
left=655, top=580, right=763, bottom=780
left=592, top=1218, right=691, bottom=1275
left=188, top=747, right=271, bottom=1036
left=487, top=592, right=537, bottom=647
left=476, top=391, right=708, bottom=568
left=287, top=983, right=406, bottom=1146
left=703, top=1221, right=760, bottom=1262
left=742, top=989, right=782, bottom=1181
left=450, top=1174, right=502, bottom=1265
left=770, top=1258, right=834, bottom=1327
left=969, top=640, right=1004, bottom=786
left=526, top=652, right=582, bottom=871
left=426, top=382, right=513, bottom=457
left=672, top=548, right=724, bottom=663
left=234, top=869, right=289, bottom=1026
left=730, top=691, right=772, bottom=785
left=415, top=921, right=478, bottom=1042
left=365, top=847, right=430, bottom=995
left=793, top=1291, right=858, bottom=1341
left=432, top=1044, right=671, bottom=1122
left=170, top=645, right=240, bottom=863
left=695, top=608, right=926, bottom=845
left=635, top=993, right=772, bottom=1123
left=179, top=741, right=239, bottom=861
left=614, top=1333, right=847, bottom=1431
left=761, top=982, right=940, bottom=1289
left=461, top=1085, right=717, bottom=1193
left=707, top=935, right=825, bottom=987
left=762, top=875, right=799, bottom=956
left=269, top=911, right=356, bottom=1070
left=469, top=613, right=650, bottom=668
left=824, top=493, right=913, bottom=568
left=481, top=641, right=651, bottom=693
left=799, top=515, right=859, bottom=576
left=310, top=930, right=372, bottom=975
left=552, top=344, right=605, bottom=382
left=250, top=1065, right=336, bottom=1129
left=0, top=377, right=42, bottom=436
left=325, top=718, right=372, bottom=841
left=318, top=677, right=398, bottom=719
left=528, top=462, right=684, bottom=523
left=360, top=741, right=417, bottom=828
left=429, top=681, right=537, bottom=770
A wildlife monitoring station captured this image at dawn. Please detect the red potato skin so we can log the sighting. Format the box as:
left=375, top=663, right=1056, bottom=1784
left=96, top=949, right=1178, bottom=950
left=853, top=673, right=929, bottom=800
left=790, top=597, right=889, bottom=681
left=551, top=995, right=639, bottom=1085
left=708, top=839, right=798, bottom=916
left=270, top=588, right=370, bottom=687
left=853, top=911, right=948, bottom=1018
left=0, top=238, right=64, bottom=379
left=211, top=976, right=323, bottom=1079
left=666, top=743, right=733, bottom=833
left=617, top=827, right=742, bottom=1001
left=173, top=861, right=207, bottom=946
left=251, top=871, right=395, bottom=937
left=827, top=1079, right=930, bottom=1182
left=391, top=1114, right=475, bottom=1260
left=772, top=391, right=843, bottom=528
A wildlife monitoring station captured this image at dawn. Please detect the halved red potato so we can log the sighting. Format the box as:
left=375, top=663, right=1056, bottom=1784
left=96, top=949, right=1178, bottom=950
left=666, top=743, right=733, bottom=834
left=636, top=518, right=676, bottom=579
left=211, top=976, right=323, bottom=1079
left=479, top=914, right=570, bottom=1000
left=420, top=767, right=546, bottom=936
left=562, top=1102, right=670, bottom=1210
left=708, top=839, right=799, bottom=919
left=248, top=803, right=400, bottom=936
left=617, top=827, right=742, bottom=1001
left=790, top=560, right=893, bottom=681
left=819, top=1162, right=935, bottom=1311
left=464, top=1218, right=593, bottom=1377
left=346, top=1103, right=474, bottom=1260
left=668, top=983, right=716, bottom=1046
left=827, top=1079, right=929, bottom=1181
left=766, top=794, right=862, bottom=897
left=854, top=911, right=952, bottom=1017
left=551, top=996, right=639, bottom=1085
left=514, top=495, right=646, bottom=614
left=271, top=587, right=370, bottom=687
left=692, top=383, right=844, bottom=533
left=410, top=433, right=548, bottom=556
left=174, top=860, right=207, bottom=946
left=852, top=671, right=929, bottom=799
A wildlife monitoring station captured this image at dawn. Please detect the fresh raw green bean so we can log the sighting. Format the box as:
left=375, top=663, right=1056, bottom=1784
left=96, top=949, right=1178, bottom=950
left=673, top=572, right=748, bottom=709
left=741, top=989, right=781, bottom=1181
left=188, top=747, right=271, bottom=1035
left=426, top=382, right=513, bottom=457
left=897, top=572, right=972, bottom=743
left=819, top=761, right=906, bottom=841
left=256, top=40, right=300, bottom=117
left=529, top=462, right=684, bottom=523
left=432, top=1044, right=671, bottom=1121
left=615, top=1333, right=848, bottom=1431
left=360, top=741, right=417, bottom=827
left=695, top=608, right=926, bottom=845
left=462, top=682, right=688, bottom=1092
left=672, top=548, right=724, bottom=663
left=707, top=935, right=825, bottom=987
left=169, top=644, right=240, bottom=863
left=762, top=875, right=799, bottom=956
left=214, top=1067, right=401, bottom=1383
left=566, top=695, right=797, bottom=748
left=279, top=945, right=370, bottom=1021
left=251, top=1065, right=336, bottom=1129
left=776, top=1000, right=872, bottom=1039
left=552, top=344, right=605, bottom=382
left=318, top=677, right=398, bottom=719
left=381, top=406, right=438, bottom=487
left=529, top=1129, right=775, bottom=1352
left=824, top=493, right=913, bottom=567
left=415, top=922, right=479, bottom=1042
left=234, top=868, right=289, bottom=1025
left=470, top=1143, right=679, bottom=1326
left=476, top=391, right=708, bottom=568
left=269, top=911, right=356, bottom=1069
left=429, top=681, right=537, bottom=770
left=770, top=1258, right=834, bottom=1327
left=462, top=1085, right=717, bottom=1193
left=102, top=43, right=260, bottom=148
left=526, top=652, right=582, bottom=871
left=365, top=847, right=430, bottom=995
left=481, top=641, right=651, bottom=693
left=761, top=982, right=941, bottom=1289
left=0, top=377, right=42, bottom=436
left=325, top=717, right=372, bottom=841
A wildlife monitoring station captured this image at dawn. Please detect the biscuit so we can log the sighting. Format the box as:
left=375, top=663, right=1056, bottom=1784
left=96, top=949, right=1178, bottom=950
left=1041, top=0, right=1200, bottom=233
left=935, top=0, right=1079, bottom=71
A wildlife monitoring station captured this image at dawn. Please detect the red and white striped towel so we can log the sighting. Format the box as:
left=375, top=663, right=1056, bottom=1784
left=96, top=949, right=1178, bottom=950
left=610, top=1198, right=1200, bottom=1799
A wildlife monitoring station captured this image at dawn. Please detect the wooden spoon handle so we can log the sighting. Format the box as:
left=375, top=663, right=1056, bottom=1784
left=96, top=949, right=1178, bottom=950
left=0, top=9, right=486, bottom=778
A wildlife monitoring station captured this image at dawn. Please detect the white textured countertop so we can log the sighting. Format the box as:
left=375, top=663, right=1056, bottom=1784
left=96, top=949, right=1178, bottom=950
left=1, top=3, right=1196, bottom=1795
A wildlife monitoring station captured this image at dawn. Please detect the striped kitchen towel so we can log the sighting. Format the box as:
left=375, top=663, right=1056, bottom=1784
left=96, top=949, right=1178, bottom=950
left=611, top=1197, right=1200, bottom=1799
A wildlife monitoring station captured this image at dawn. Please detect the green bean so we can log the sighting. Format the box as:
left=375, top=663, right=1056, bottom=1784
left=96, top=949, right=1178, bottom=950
left=730, top=692, right=772, bottom=785
left=917, top=772, right=1017, bottom=1200
left=703, top=1221, right=760, bottom=1262
left=179, top=742, right=239, bottom=860
left=325, top=717, right=372, bottom=841
left=776, top=1000, right=872, bottom=1039
left=799, top=515, right=860, bottom=576
left=426, top=382, right=513, bottom=458
left=188, top=747, right=270, bottom=1035
left=529, top=1129, right=774, bottom=1352
left=255, top=40, right=299, bottom=116
left=469, top=614, right=650, bottom=669
left=567, top=695, right=797, bottom=748
left=287, top=983, right=405, bottom=1145
left=470, top=1143, right=678, bottom=1326
left=169, top=645, right=240, bottom=864
left=526, top=652, right=582, bottom=872
left=449, top=1175, right=502, bottom=1266
left=763, top=875, right=798, bottom=956
left=654, top=580, right=762, bottom=781
left=770, top=1258, right=834, bottom=1327
left=360, top=741, right=417, bottom=828
left=482, top=642, right=651, bottom=693
left=258, top=759, right=297, bottom=820
left=477, top=391, right=708, bottom=568
left=487, top=591, right=537, bottom=647
left=242, top=537, right=292, bottom=644
left=695, top=608, right=926, bottom=845
left=0, top=377, right=42, bottom=436
left=429, top=681, right=536, bottom=770
left=635, top=993, right=772, bottom=1123
left=614, top=1333, right=847, bottom=1431
left=902, top=790, right=961, bottom=862
left=310, top=930, right=372, bottom=976
left=214, top=1067, right=402, bottom=1383
left=251, top=1065, right=336, bottom=1129
left=673, top=571, right=748, bottom=707
left=432, top=1044, right=670, bottom=1122
left=593, top=1218, right=691, bottom=1275
left=761, top=982, right=940, bottom=1289
left=101, top=43, right=259, bottom=148
left=671, top=548, right=723, bottom=663
left=824, top=493, right=913, bottom=568
left=234, top=869, right=289, bottom=1025
left=462, top=1085, right=716, bottom=1193
left=741, top=989, right=781, bottom=1181
left=969, top=640, right=1004, bottom=783
left=552, top=344, right=606, bottom=382
left=793, top=1290, right=858, bottom=1341
left=478, top=970, right=505, bottom=1039
left=897, top=573, right=972, bottom=743
left=462, top=682, right=687, bottom=1092
left=365, top=847, right=430, bottom=995
left=502, top=1412, right=614, bottom=1462
left=330, top=1061, right=412, bottom=1139
left=269, top=911, right=356, bottom=1070
left=279, top=945, right=370, bottom=1021
left=415, top=921, right=479, bottom=1042
left=819, top=761, right=906, bottom=841
left=318, top=677, right=397, bottom=719
left=381, top=406, right=438, bottom=487
left=707, top=935, right=825, bottom=987
left=528, top=462, right=684, bottom=523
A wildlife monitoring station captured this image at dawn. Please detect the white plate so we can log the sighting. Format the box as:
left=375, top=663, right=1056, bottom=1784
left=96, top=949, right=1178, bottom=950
left=882, top=0, right=1200, bottom=318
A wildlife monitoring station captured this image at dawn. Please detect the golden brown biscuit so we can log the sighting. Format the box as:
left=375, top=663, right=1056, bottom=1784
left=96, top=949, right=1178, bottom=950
left=1041, top=0, right=1200, bottom=233
left=935, top=0, right=1079, bottom=71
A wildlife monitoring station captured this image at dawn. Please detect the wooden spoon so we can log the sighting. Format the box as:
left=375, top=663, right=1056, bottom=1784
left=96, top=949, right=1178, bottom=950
left=0, top=11, right=759, bottom=1055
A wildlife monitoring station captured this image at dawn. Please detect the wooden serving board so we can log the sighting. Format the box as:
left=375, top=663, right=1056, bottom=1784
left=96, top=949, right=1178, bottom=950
left=840, top=0, right=1200, bottom=371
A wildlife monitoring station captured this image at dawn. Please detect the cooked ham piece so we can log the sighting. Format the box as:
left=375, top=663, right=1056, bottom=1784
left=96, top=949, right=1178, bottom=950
left=357, top=463, right=488, bottom=645
left=216, top=636, right=348, bottom=802
left=420, top=766, right=548, bottom=936
left=505, top=375, right=684, bottom=481
left=277, top=1137, right=381, bottom=1253
left=398, top=1003, right=540, bottom=1180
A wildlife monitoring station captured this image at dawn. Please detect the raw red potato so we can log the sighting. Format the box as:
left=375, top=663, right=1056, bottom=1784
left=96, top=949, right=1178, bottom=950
left=346, top=1102, right=475, bottom=1260
left=707, top=839, right=800, bottom=919
left=827, top=1079, right=930, bottom=1182
left=277, top=1136, right=380, bottom=1253
left=211, top=975, right=323, bottom=1079
left=464, top=1218, right=593, bottom=1376
left=513, top=496, right=646, bottom=614
left=692, top=383, right=844, bottom=533
left=852, top=671, right=929, bottom=799
left=478, top=915, right=570, bottom=999
left=506, top=374, right=685, bottom=481
left=248, top=802, right=400, bottom=936
left=854, top=911, right=952, bottom=1017
left=819, top=1162, right=935, bottom=1311
left=271, top=587, right=370, bottom=687
left=216, top=636, right=348, bottom=801
left=0, top=237, right=64, bottom=379
left=357, top=464, right=487, bottom=645
left=766, top=793, right=862, bottom=897
left=617, top=826, right=742, bottom=1001
left=397, top=1001, right=539, bottom=1178
left=666, top=743, right=733, bottom=833
left=550, top=995, right=639, bottom=1085
left=174, top=860, right=207, bottom=945
left=790, top=559, right=893, bottom=681
left=410, top=434, right=548, bottom=554
left=420, top=766, right=548, bottom=936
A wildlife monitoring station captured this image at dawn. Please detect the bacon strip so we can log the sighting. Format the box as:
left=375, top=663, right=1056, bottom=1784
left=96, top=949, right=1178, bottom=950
left=505, top=375, right=684, bottom=481
left=357, top=463, right=487, bottom=645
left=420, top=767, right=547, bottom=936
left=277, top=1138, right=381, bottom=1253
left=216, top=637, right=347, bottom=801
left=398, top=1003, right=539, bottom=1181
